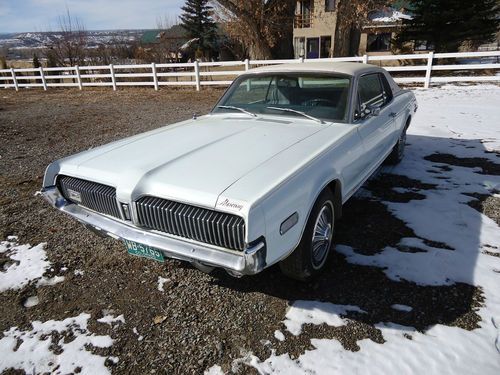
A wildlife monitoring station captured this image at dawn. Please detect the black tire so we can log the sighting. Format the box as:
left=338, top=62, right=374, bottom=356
left=279, top=189, right=335, bottom=281
left=386, top=126, right=407, bottom=165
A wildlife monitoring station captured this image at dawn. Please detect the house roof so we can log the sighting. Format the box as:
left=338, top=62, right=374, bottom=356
left=368, top=6, right=413, bottom=23
left=247, top=62, right=382, bottom=77
left=141, top=30, right=161, bottom=44
left=141, top=25, right=187, bottom=44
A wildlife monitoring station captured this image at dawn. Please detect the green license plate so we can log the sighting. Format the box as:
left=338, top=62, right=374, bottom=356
left=124, top=239, right=164, bottom=262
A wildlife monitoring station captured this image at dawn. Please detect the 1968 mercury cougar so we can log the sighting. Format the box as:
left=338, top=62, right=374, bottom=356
left=41, top=62, right=417, bottom=280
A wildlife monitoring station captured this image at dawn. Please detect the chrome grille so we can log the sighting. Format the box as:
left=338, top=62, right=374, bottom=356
left=57, top=175, right=121, bottom=219
left=136, top=196, right=246, bottom=251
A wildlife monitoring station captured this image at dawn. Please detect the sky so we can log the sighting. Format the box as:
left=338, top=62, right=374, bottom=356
left=0, top=0, right=185, bottom=33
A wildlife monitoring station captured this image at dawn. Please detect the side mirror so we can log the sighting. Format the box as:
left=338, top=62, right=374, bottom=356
left=366, top=104, right=381, bottom=117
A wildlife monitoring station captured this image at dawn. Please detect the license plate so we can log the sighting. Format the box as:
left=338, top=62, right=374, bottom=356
left=124, top=239, right=164, bottom=262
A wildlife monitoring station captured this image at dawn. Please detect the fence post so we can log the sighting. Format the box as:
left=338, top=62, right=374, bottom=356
left=362, top=54, right=369, bottom=64
left=39, top=67, right=47, bottom=91
left=244, top=59, right=250, bottom=71
left=424, top=52, right=434, bottom=89
left=75, top=65, right=82, bottom=90
left=151, top=62, right=159, bottom=91
left=194, top=60, right=201, bottom=91
left=10, top=68, right=18, bottom=91
left=109, top=64, right=116, bottom=91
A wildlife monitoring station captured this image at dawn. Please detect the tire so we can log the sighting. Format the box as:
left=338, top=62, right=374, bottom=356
left=386, top=126, right=407, bottom=165
left=279, top=189, right=335, bottom=281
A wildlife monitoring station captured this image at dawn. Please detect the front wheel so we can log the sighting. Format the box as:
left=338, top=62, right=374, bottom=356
left=279, top=189, right=335, bottom=281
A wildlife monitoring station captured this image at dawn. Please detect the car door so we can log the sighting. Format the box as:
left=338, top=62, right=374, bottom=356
left=354, top=73, right=396, bottom=177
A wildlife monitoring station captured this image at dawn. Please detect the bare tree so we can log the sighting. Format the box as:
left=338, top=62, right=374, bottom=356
left=333, top=0, right=386, bottom=56
left=156, top=14, right=179, bottom=31
left=214, top=0, right=296, bottom=60
left=47, top=8, right=88, bottom=66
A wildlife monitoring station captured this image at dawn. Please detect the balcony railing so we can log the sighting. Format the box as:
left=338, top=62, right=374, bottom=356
left=294, top=14, right=313, bottom=28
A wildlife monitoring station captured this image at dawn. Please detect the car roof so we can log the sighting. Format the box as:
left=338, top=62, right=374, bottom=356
left=247, top=62, right=382, bottom=77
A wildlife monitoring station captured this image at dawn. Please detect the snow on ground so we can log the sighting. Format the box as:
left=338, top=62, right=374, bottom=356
left=0, top=314, right=115, bottom=375
left=207, top=85, right=500, bottom=374
left=157, top=276, right=171, bottom=291
left=0, top=237, right=65, bottom=292
left=1, top=237, right=118, bottom=372
left=0, top=237, right=49, bottom=292
left=97, top=314, right=126, bottom=327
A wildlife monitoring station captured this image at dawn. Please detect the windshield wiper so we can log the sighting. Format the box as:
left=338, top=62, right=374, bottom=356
left=217, top=105, right=257, bottom=117
left=266, top=106, right=324, bottom=124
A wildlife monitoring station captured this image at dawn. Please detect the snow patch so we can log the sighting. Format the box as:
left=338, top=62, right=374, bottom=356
left=157, top=276, right=170, bottom=292
left=37, top=275, right=65, bottom=287
left=391, top=304, right=413, bottom=312
left=205, top=364, right=224, bottom=375
left=23, top=296, right=39, bottom=308
left=97, top=314, right=125, bottom=326
left=0, top=313, right=115, bottom=374
left=284, top=301, right=366, bottom=336
left=0, top=239, right=50, bottom=292
left=132, top=327, right=144, bottom=341
left=274, top=330, right=285, bottom=341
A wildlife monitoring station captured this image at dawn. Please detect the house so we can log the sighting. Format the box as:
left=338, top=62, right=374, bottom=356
left=359, top=6, right=416, bottom=55
left=293, top=0, right=338, bottom=59
left=140, top=25, right=190, bottom=62
left=292, top=0, right=415, bottom=58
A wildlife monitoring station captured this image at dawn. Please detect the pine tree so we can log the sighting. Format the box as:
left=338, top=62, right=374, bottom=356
left=32, top=53, right=41, bottom=68
left=179, top=0, right=217, bottom=57
left=398, top=0, right=500, bottom=52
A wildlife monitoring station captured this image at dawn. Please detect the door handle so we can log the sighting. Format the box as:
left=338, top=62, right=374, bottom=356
left=389, top=112, right=397, bottom=118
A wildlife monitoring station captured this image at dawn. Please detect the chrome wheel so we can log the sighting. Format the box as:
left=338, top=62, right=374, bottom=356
left=311, top=202, right=334, bottom=269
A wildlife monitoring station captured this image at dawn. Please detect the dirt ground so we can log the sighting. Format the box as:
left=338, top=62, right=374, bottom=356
left=0, top=88, right=497, bottom=374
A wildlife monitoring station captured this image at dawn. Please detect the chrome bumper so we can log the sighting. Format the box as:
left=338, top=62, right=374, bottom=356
left=41, top=186, right=266, bottom=276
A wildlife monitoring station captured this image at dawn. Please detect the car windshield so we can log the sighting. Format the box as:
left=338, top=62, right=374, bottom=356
left=213, top=73, right=351, bottom=122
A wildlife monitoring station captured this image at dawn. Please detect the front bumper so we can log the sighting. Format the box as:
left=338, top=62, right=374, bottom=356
left=41, top=186, right=266, bottom=276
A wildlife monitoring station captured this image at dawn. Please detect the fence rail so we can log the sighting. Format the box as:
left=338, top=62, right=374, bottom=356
left=1, top=51, right=499, bottom=91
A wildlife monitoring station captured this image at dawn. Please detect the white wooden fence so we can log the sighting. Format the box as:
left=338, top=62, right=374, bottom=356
left=1, top=51, right=499, bottom=91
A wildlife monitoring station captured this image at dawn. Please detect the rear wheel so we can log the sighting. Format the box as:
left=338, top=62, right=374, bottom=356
left=279, top=189, right=334, bottom=281
left=386, top=126, right=407, bottom=165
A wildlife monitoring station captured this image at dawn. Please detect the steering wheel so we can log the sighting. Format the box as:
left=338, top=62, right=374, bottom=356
left=302, top=98, right=336, bottom=107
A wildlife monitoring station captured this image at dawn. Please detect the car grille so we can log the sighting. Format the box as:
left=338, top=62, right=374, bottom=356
left=136, top=196, right=246, bottom=251
left=57, top=175, right=121, bottom=219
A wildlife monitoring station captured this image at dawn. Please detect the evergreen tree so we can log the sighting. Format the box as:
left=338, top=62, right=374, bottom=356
left=32, top=53, right=41, bottom=68
left=397, top=0, right=500, bottom=52
left=179, top=0, right=217, bottom=57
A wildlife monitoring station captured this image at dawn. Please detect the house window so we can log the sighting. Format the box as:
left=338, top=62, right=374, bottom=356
left=307, top=38, right=320, bottom=59
left=320, top=36, right=332, bottom=58
left=295, top=0, right=313, bottom=28
left=414, top=40, right=434, bottom=51
left=367, top=33, right=391, bottom=52
left=325, top=0, right=336, bottom=11
left=294, top=37, right=306, bottom=58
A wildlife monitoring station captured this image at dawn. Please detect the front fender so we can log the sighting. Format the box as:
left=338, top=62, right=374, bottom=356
left=259, top=158, right=344, bottom=267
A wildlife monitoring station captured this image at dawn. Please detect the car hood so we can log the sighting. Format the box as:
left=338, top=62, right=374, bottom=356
left=53, top=114, right=327, bottom=208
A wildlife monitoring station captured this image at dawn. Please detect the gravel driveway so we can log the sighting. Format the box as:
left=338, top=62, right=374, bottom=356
left=0, top=88, right=498, bottom=374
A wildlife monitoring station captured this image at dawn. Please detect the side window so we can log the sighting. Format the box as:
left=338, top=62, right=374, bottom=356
left=379, top=73, right=393, bottom=104
left=358, top=74, right=384, bottom=111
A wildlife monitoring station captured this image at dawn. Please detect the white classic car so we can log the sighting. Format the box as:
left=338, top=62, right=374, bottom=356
left=41, top=62, right=417, bottom=280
